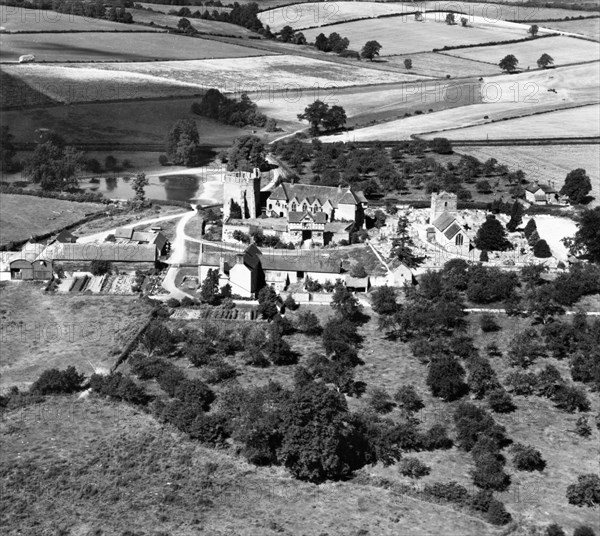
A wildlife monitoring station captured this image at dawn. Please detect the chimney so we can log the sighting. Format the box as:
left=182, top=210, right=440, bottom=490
left=219, top=257, right=226, bottom=274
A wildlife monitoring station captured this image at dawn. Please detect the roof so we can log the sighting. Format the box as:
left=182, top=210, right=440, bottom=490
left=55, top=229, right=78, bottom=243
left=115, top=227, right=134, bottom=239
left=525, top=183, right=556, bottom=194
left=268, top=183, right=366, bottom=208
left=288, top=211, right=327, bottom=224
left=444, top=222, right=463, bottom=240
left=325, top=221, right=354, bottom=233
left=261, top=255, right=341, bottom=274
left=38, top=243, right=157, bottom=262
left=131, top=231, right=168, bottom=251
left=345, top=275, right=369, bottom=288
left=432, top=211, right=455, bottom=232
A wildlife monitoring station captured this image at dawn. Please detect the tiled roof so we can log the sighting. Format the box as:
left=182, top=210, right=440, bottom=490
left=525, top=183, right=556, bottom=194
left=261, top=255, right=340, bottom=274
left=114, top=227, right=134, bottom=239
left=288, top=211, right=327, bottom=224
left=444, top=222, right=462, bottom=240
left=432, top=211, right=455, bottom=232
left=345, top=275, right=369, bottom=288
left=132, top=231, right=168, bottom=251
left=325, top=221, right=353, bottom=233
left=39, top=242, right=157, bottom=262
left=55, top=230, right=78, bottom=243
left=268, top=183, right=365, bottom=208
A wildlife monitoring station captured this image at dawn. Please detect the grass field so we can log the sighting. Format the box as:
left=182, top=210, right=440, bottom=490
left=130, top=8, right=257, bottom=37
left=0, top=32, right=267, bottom=62
left=0, top=5, right=160, bottom=32
left=456, top=145, right=600, bottom=206
left=0, top=68, right=59, bottom=108
left=1, top=99, right=255, bottom=146
left=0, top=284, right=153, bottom=392
left=300, top=13, right=558, bottom=56
left=384, top=52, right=501, bottom=77
left=546, top=17, right=600, bottom=40
left=446, top=35, right=600, bottom=68
left=137, top=2, right=231, bottom=13
left=421, top=103, right=600, bottom=139
left=0, top=194, right=107, bottom=245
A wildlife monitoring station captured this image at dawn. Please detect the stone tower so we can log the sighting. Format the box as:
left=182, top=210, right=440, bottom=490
left=430, top=191, right=457, bottom=223
left=222, top=168, right=261, bottom=220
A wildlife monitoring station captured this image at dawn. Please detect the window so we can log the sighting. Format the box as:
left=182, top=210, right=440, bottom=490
left=269, top=204, right=272, bottom=210
left=302, top=203, right=308, bottom=212
left=455, top=234, right=463, bottom=246
left=444, top=202, right=448, bottom=207
left=291, top=203, right=297, bottom=211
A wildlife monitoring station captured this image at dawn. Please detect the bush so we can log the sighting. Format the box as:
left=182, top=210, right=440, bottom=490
left=294, top=310, right=321, bottom=335
left=158, top=154, right=168, bottom=166
left=576, top=416, right=592, bottom=438
left=573, top=527, right=597, bottom=536
left=485, top=498, right=512, bottom=525
left=566, top=474, right=600, bottom=507
left=90, top=259, right=111, bottom=276
left=166, top=297, right=181, bottom=308
left=545, top=524, right=566, bottom=536
left=506, top=371, right=538, bottom=395
left=204, top=359, right=238, bottom=384
left=480, top=313, right=500, bottom=332
left=534, top=239, right=552, bottom=258
left=552, top=384, right=590, bottom=413
left=244, top=347, right=270, bottom=368
left=90, top=373, right=150, bottom=405
left=366, top=386, right=395, bottom=414
left=487, top=388, right=516, bottom=413
left=283, top=295, right=299, bottom=311
left=423, top=481, right=468, bottom=504
left=454, top=402, right=507, bottom=451
left=30, top=366, right=85, bottom=395
left=471, top=452, right=511, bottom=491
left=393, top=385, right=424, bottom=416
left=511, top=443, right=546, bottom=471
left=421, top=424, right=453, bottom=450
left=398, top=457, right=430, bottom=478
left=427, top=355, right=467, bottom=401
left=175, top=378, right=215, bottom=412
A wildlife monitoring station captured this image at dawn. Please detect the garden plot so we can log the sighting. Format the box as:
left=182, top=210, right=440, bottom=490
left=445, top=35, right=600, bottom=68
left=107, top=274, right=137, bottom=294
left=301, top=14, right=556, bottom=56
left=0, top=32, right=267, bottom=62
left=0, top=6, right=160, bottom=32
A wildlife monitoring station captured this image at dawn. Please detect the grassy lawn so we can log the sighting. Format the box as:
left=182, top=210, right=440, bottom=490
left=0, top=283, right=154, bottom=392
left=0, top=194, right=107, bottom=245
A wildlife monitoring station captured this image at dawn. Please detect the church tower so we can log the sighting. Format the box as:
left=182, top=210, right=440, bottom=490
left=222, top=167, right=261, bottom=220
left=430, top=191, right=458, bottom=223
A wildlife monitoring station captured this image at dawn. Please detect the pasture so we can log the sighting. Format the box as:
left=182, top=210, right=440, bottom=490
left=137, top=3, right=231, bottom=13
left=0, top=32, right=268, bottom=62
left=546, top=17, right=600, bottom=40
left=384, top=52, right=501, bottom=77
left=301, top=14, right=554, bottom=56
left=129, top=8, right=257, bottom=37
left=457, top=145, right=600, bottom=207
left=445, top=35, right=600, bottom=68
left=2, top=98, right=250, bottom=146
left=0, top=5, right=159, bottom=32
left=0, top=194, right=107, bottom=245
left=421, top=103, right=600, bottom=139
left=0, top=285, right=153, bottom=392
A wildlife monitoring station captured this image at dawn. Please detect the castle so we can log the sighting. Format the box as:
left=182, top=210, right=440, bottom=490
left=221, top=168, right=261, bottom=220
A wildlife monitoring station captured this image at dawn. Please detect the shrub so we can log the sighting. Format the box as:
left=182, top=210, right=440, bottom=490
left=506, top=371, right=538, bottom=395
left=545, top=524, right=566, bottom=536
left=485, top=498, right=512, bottom=525
left=552, top=384, right=590, bottom=413
left=573, top=527, right=597, bottom=536
left=576, top=416, right=592, bottom=438
left=466, top=357, right=500, bottom=398
left=158, top=154, right=168, bottom=166
left=294, top=310, right=321, bottom=335
left=480, top=313, right=500, bottom=332
left=566, top=474, right=600, bottom=507
left=283, top=295, right=299, bottom=311
left=156, top=366, right=186, bottom=397
left=350, top=263, right=368, bottom=278
left=487, top=388, right=516, bottom=413
left=90, top=373, right=149, bottom=405
left=427, top=355, right=467, bottom=401
left=174, top=378, right=215, bottom=412
left=471, top=452, right=511, bottom=491
left=204, top=359, right=238, bottom=384
left=166, top=297, right=181, bottom=308
left=453, top=402, right=507, bottom=451
left=511, top=443, right=546, bottom=471
left=366, top=387, right=395, bottom=414
left=30, top=367, right=85, bottom=395
left=90, top=259, right=111, bottom=276
left=393, top=385, right=424, bottom=416
left=421, top=424, right=453, bottom=450
left=398, top=457, right=430, bottom=478
left=423, top=481, right=469, bottom=504
left=533, top=239, right=552, bottom=258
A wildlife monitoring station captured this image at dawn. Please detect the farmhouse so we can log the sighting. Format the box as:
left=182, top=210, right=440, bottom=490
left=199, top=244, right=342, bottom=297
left=425, top=191, right=470, bottom=254
left=524, top=183, right=564, bottom=205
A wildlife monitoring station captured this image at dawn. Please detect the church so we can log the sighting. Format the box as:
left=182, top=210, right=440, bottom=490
left=425, top=191, right=470, bottom=254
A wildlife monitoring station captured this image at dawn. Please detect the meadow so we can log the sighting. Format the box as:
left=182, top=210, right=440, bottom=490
left=301, top=14, right=555, bottom=56
left=0, top=284, right=153, bottom=392
left=546, top=17, right=600, bottom=40
left=0, top=32, right=267, bottom=62
left=137, top=2, right=231, bottom=13
left=0, top=5, right=160, bottom=32
left=421, top=103, right=600, bottom=140
left=384, top=52, right=501, bottom=77
left=0, top=194, right=107, bottom=245
left=445, top=35, right=600, bottom=68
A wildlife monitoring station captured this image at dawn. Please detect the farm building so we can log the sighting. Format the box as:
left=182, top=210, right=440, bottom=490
left=524, top=183, right=564, bottom=204
left=0, top=255, right=53, bottom=281
left=114, top=228, right=170, bottom=256
left=198, top=244, right=342, bottom=297
left=54, top=230, right=78, bottom=244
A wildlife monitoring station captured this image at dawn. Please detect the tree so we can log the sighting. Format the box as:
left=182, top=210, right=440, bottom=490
left=132, top=172, right=149, bottom=202
left=178, top=17, right=191, bottom=30
left=398, top=457, right=430, bottom=478
left=499, top=54, right=519, bottom=72
left=30, top=367, right=85, bottom=394
left=487, top=388, right=516, bottom=413
left=445, top=12, right=455, bottom=24
left=294, top=310, right=321, bottom=335
left=545, top=524, right=566, bottom=536
left=427, top=355, right=467, bottom=401
left=227, top=135, right=266, bottom=171
left=566, top=474, right=600, bottom=507
left=560, top=168, right=592, bottom=204
left=200, top=268, right=220, bottom=305
left=393, top=384, right=424, bottom=417
left=523, top=218, right=537, bottom=239
left=315, top=32, right=330, bottom=51
left=453, top=402, right=507, bottom=451
left=158, top=154, right=168, bottom=166
left=511, top=443, right=546, bottom=471
left=297, top=100, right=330, bottom=136
left=166, top=119, right=202, bottom=166
left=466, top=357, right=500, bottom=398
left=257, top=286, right=279, bottom=320
left=327, top=32, right=349, bottom=54
left=506, top=200, right=524, bottom=232
left=366, top=386, right=395, bottom=414
left=0, top=125, right=17, bottom=173
left=280, top=25, right=294, bottom=42
left=573, top=527, right=597, bottom=536
left=390, top=216, right=423, bottom=268
left=370, top=285, right=398, bottom=316
left=537, top=53, right=554, bottom=68
left=350, top=264, right=368, bottom=278
left=476, top=179, right=492, bottom=194
left=361, top=40, right=382, bottom=61
left=331, top=281, right=363, bottom=321
left=475, top=215, right=512, bottom=251
left=529, top=24, right=539, bottom=36
left=564, top=207, right=600, bottom=262
left=323, top=105, right=347, bottom=132
left=429, top=137, right=452, bottom=154
left=24, top=139, right=83, bottom=191
left=404, top=58, right=412, bottom=69
left=533, top=239, right=552, bottom=258
left=266, top=319, right=295, bottom=365
left=90, top=259, right=111, bottom=276
left=460, top=16, right=468, bottom=26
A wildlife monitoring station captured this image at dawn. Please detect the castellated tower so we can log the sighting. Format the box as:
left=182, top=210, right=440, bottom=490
left=430, top=191, right=458, bottom=223
left=222, top=167, right=261, bottom=220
